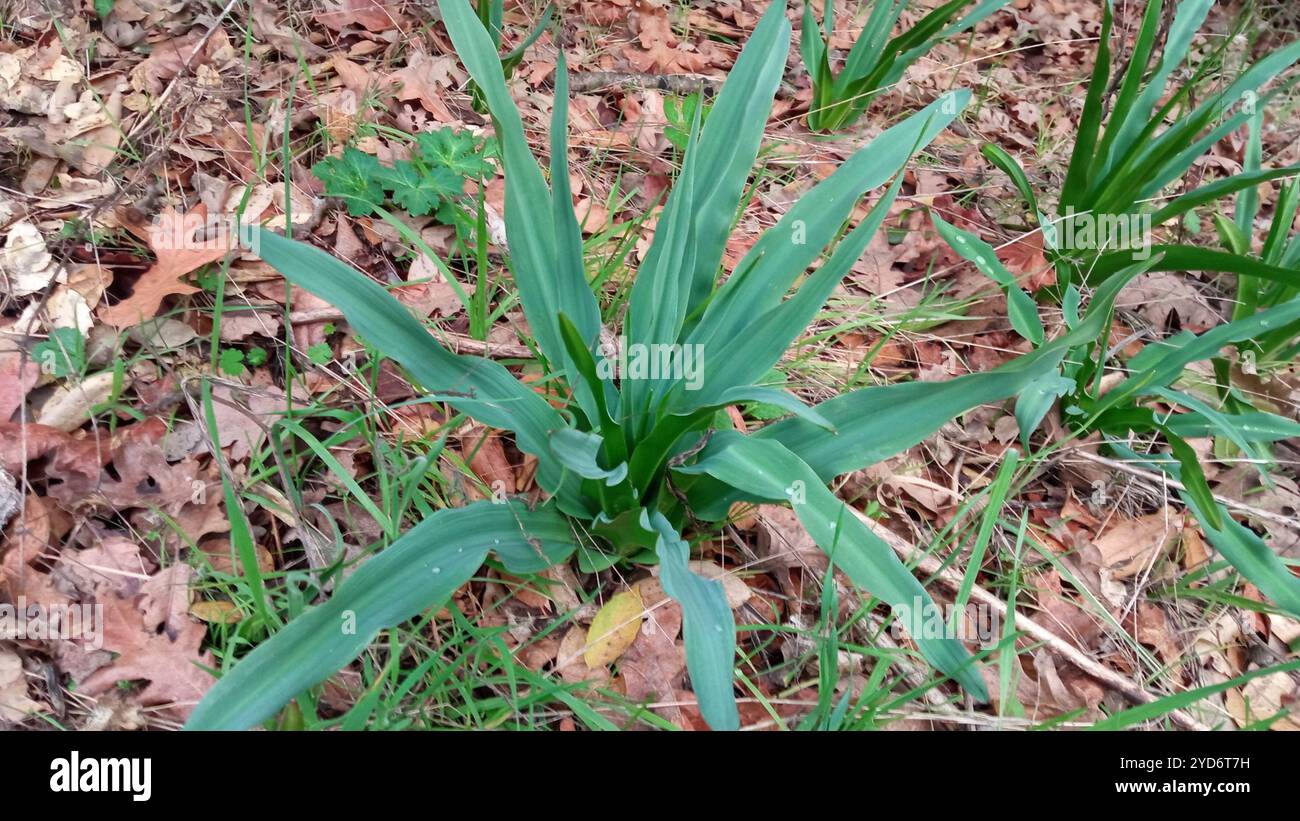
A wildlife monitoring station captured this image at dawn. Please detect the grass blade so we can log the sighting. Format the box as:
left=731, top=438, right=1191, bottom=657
left=1088, top=658, right=1300, bottom=730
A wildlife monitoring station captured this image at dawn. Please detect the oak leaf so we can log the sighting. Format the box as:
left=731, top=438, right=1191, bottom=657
left=99, top=207, right=232, bottom=327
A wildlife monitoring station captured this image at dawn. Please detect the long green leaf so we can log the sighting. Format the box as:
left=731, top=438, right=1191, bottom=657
left=1060, top=0, right=1112, bottom=207
left=839, top=0, right=906, bottom=83
left=239, top=225, right=576, bottom=502
left=674, top=171, right=906, bottom=412
left=1088, top=245, right=1299, bottom=288
left=186, top=500, right=576, bottom=729
left=500, top=2, right=554, bottom=65
left=620, top=2, right=790, bottom=432
left=1098, top=0, right=1212, bottom=179
left=1153, top=386, right=1270, bottom=478
left=550, top=428, right=628, bottom=485
left=1109, top=443, right=1300, bottom=618
left=1090, top=0, right=1161, bottom=182
left=681, top=433, right=989, bottom=700
left=981, top=143, right=1040, bottom=217
left=1088, top=658, right=1300, bottom=730
left=759, top=257, right=1153, bottom=483
left=931, top=212, right=1044, bottom=345
left=1095, top=296, right=1300, bottom=415
left=1150, top=167, right=1300, bottom=227
left=629, top=0, right=790, bottom=348
left=438, top=0, right=601, bottom=368
left=644, top=510, right=739, bottom=730
left=692, top=92, right=970, bottom=354
left=1164, top=409, right=1300, bottom=442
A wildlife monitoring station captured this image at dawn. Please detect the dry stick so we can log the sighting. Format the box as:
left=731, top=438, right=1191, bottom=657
left=849, top=508, right=1211, bottom=731
left=569, top=71, right=725, bottom=95
left=287, top=307, right=534, bottom=358
left=568, top=71, right=799, bottom=97
left=124, top=0, right=240, bottom=142
left=1069, top=450, right=1300, bottom=531
left=871, top=620, right=966, bottom=718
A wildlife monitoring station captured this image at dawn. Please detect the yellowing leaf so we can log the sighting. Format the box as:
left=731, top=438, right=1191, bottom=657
left=190, top=600, right=243, bottom=625
left=584, top=589, right=643, bottom=668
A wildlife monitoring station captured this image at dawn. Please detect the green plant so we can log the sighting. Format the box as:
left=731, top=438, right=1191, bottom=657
left=932, top=217, right=1300, bottom=620
left=663, top=91, right=711, bottom=154
left=218, top=347, right=247, bottom=376
left=33, top=327, right=86, bottom=378
left=800, top=0, right=1008, bottom=132
left=983, top=0, right=1300, bottom=292
left=306, top=342, right=333, bottom=365
left=1215, top=112, right=1300, bottom=366
left=312, top=127, right=499, bottom=339
left=468, top=0, right=554, bottom=114
left=968, top=0, right=1300, bottom=575
left=188, top=0, right=1157, bottom=732
left=312, top=127, right=495, bottom=221
left=1068, top=305, right=1300, bottom=617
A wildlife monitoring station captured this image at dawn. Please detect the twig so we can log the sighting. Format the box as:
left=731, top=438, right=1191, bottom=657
left=124, top=0, right=240, bottom=142
left=569, top=71, right=725, bottom=95
left=568, top=71, right=799, bottom=97
left=1069, top=450, right=1300, bottom=531
left=850, top=508, right=1212, bottom=731
left=287, top=307, right=534, bottom=359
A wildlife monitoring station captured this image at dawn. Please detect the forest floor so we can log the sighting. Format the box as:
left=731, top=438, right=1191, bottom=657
left=1, top=0, right=1299, bottom=730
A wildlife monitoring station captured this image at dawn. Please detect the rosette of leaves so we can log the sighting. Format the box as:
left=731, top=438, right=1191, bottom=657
left=801, top=0, right=1008, bottom=132
left=188, top=0, right=1152, bottom=731
left=982, top=0, right=1300, bottom=293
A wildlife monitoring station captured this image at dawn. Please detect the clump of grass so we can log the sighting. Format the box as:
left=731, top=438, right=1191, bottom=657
left=800, top=0, right=1009, bottom=132
left=983, top=0, right=1300, bottom=292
